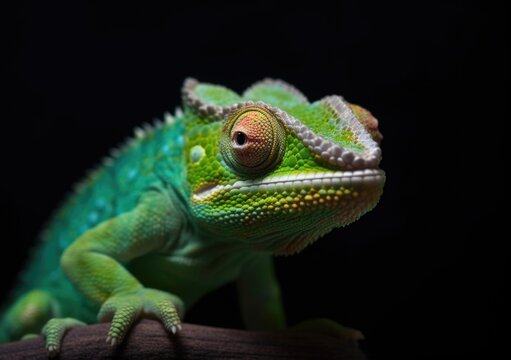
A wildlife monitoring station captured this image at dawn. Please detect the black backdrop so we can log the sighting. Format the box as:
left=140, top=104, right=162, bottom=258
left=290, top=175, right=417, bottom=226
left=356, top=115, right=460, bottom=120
left=3, top=1, right=505, bottom=358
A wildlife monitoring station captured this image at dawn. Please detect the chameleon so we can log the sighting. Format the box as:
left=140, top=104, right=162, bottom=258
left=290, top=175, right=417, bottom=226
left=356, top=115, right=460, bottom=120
left=0, top=78, right=384, bottom=356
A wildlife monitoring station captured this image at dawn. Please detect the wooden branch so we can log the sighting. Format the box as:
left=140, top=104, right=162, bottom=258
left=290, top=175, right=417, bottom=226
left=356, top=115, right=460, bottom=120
left=0, top=319, right=367, bottom=359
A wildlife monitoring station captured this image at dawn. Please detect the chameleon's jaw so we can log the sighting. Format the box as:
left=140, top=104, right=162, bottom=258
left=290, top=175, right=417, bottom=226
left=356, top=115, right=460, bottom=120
left=192, top=169, right=384, bottom=202
left=191, top=168, right=384, bottom=254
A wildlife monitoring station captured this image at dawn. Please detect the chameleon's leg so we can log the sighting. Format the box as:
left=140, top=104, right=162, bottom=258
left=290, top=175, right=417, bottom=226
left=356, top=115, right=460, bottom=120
left=59, top=187, right=184, bottom=352
left=237, top=254, right=286, bottom=330
left=0, top=289, right=58, bottom=342
left=237, top=255, right=363, bottom=345
left=42, top=318, right=86, bottom=357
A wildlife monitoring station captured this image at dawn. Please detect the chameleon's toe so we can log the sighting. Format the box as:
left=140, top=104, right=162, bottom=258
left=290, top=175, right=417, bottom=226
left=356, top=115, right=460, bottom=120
left=42, top=318, right=86, bottom=357
left=145, top=291, right=183, bottom=335
left=47, top=344, right=58, bottom=358
left=98, top=288, right=183, bottom=347
left=99, top=295, right=143, bottom=347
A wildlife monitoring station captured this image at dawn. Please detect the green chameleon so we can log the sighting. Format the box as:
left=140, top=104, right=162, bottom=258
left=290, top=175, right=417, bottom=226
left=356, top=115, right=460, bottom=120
left=0, top=78, right=384, bottom=356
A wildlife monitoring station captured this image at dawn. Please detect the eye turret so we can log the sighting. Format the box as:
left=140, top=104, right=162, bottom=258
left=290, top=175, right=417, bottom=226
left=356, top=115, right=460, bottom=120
left=221, top=106, right=286, bottom=177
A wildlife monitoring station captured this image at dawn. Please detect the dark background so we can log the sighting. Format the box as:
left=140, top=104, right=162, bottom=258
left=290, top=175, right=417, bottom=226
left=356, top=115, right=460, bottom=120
left=3, top=1, right=506, bottom=358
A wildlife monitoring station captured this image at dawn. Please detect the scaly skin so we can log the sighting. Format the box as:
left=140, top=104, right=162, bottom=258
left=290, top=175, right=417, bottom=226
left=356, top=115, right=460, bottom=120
left=0, top=78, right=384, bottom=356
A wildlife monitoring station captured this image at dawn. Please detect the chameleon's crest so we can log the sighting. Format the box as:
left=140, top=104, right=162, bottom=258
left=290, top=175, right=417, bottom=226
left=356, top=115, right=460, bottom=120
left=182, top=78, right=381, bottom=170
left=243, top=78, right=309, bottom=106
left=181, top=78, right=309, bottom=120
left=181, top=78, right=239, bottom=120
left=314, top=96, right=381, bottom=168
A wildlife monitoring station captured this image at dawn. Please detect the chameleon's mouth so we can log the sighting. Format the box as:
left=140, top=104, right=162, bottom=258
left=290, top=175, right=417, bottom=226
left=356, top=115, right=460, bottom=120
left=192, top=169, right=385, bottom=202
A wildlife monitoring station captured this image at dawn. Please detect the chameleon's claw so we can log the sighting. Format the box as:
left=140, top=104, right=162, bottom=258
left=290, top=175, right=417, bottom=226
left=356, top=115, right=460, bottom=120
left=161, top=318, right=181, bottom=336
left=105, top=335, right=116, bottom=345
left=105, top=334, right=118, bottom=347
left=47, top=345, right=58, bottom=358
left=109, top=336, right=118, bottom=347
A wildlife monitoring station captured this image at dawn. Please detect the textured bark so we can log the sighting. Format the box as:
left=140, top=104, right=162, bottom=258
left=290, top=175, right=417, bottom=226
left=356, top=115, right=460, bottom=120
left=0, top=319, right=367, bottom=359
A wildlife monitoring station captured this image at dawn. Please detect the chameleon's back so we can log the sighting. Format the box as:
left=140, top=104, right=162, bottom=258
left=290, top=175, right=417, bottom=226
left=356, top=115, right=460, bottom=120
left=0, top=114, right=186, bottom=334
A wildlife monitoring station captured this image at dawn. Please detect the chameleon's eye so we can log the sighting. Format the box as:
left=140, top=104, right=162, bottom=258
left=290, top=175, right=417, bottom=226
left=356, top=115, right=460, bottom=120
left=221, top=106, right=286, bottom=176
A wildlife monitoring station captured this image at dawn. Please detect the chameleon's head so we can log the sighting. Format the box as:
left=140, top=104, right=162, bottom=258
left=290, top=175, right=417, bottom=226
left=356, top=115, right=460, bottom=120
left=182, top=78, right=384, bottom=255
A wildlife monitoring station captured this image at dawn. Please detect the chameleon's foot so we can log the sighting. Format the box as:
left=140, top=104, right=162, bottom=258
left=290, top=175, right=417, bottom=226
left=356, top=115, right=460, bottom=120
left=98, top=288, right=184, bottom=347
left=41, top=318, right=86, bottom=357
left=291, top=318, right=364, bottom=346
left=0, top=289, right=58, bottom=344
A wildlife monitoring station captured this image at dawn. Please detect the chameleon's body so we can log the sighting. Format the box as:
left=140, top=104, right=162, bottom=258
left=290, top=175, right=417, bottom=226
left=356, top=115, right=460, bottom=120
left=0, top=79, right=384, bottom=355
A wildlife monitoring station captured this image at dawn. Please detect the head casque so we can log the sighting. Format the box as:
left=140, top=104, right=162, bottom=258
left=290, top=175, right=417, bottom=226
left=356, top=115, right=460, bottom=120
left=181, top=78, right=384, bottom=255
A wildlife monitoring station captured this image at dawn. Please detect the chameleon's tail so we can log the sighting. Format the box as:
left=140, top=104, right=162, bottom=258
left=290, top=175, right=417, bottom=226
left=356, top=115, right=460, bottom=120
left=0, top=289, right=57, bottom=343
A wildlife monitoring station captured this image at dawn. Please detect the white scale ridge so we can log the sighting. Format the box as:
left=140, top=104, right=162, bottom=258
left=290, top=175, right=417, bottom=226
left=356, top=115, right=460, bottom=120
left=193, top=169, right=384, bottom=201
